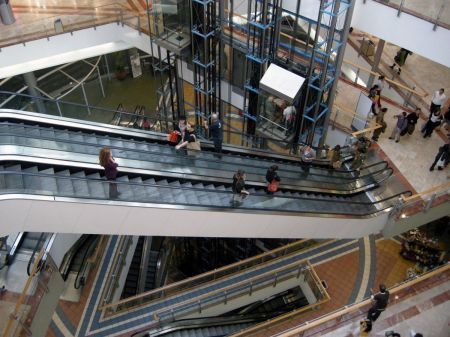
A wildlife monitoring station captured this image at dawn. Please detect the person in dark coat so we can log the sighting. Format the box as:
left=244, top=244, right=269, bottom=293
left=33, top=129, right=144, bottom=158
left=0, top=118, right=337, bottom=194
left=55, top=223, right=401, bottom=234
left=204, top=113, right=223, bottom=158
left=265, top=165, right=281, bottom=194
left=99, top=147, right=119, bottom=198
left=429, top=143, right=450, bottom=171
left=367, top=284, right=390, bottom=322
left=406, top=108, right=420, bottom=135
left=230, top=170, right=250, bottom=206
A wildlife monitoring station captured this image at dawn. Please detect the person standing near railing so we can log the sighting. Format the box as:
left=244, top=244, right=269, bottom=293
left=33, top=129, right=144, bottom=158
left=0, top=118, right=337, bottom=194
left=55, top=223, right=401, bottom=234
left=204, top=113, right=223, bottom=158
left=367, top=283, right=390, bottom=322
left=300, top=145, right=316, bottom=176
left=372, top=107, right=388, bottom=141
left=99, top=147, right=120, bottom=199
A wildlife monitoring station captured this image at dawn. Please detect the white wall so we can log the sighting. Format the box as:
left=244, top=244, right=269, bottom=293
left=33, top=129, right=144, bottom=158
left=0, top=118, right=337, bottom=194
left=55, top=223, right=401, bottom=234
left=0, top=196, right=389, bottom=239
left=49, top=233, right=82, bottom=268
left=0, top=23, right=166, bottom=79
left=352, top=1, right=450, bottom=68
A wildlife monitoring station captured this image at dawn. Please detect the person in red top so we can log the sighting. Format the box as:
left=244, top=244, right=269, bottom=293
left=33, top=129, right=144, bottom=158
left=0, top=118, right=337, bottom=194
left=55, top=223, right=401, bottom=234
left=99, top=147, right=119, bottom=198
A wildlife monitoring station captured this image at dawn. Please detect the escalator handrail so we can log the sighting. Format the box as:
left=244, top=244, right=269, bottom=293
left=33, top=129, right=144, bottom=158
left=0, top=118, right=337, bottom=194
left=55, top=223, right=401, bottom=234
left=0, top=108, right=328, bottom=165
left=74, top=236, right=98, bottom=289
left=130, top=314, right=268, bottom=337
left=0, top=169, right=411, bottom=216
left=0, top=91, right=161, bottom=126
left=0, top=123, right=390, bottom=185
left=26, top=233, right=46, bottom=276
left=59, top=234, right=91, bottom=280
left=0, top=94, right=304, bottom=162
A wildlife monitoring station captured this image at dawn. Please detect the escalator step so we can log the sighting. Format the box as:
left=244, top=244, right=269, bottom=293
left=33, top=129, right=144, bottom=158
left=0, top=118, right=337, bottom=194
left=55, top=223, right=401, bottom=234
left=55, top=170, right=75, bottom=195
left=71, top=171, right=90, bottom=197
left=86, top=173, right=108, bottom=199
left=4, top=164, right=24, bottom=190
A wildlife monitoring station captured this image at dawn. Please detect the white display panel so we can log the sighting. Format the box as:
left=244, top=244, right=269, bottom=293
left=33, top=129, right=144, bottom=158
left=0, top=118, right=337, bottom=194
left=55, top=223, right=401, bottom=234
left=351, top=92, right=372, bottom=131
left=259, top=64, right=306, bottom=104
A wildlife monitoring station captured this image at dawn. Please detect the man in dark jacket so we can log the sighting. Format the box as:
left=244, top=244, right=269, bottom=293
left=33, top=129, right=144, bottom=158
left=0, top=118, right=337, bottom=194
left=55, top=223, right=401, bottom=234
left=430, top=143, right=450, bottom=171
left=204, top=113, right=223, bottom=158
left=367, top=284, right=390, bottom=322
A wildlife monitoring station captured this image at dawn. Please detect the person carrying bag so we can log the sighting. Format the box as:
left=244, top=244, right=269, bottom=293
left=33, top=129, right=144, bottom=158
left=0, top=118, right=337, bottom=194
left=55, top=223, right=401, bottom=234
left=175, top=124, right=201, bottom=156
left=266, top=165, right=281, bottom=194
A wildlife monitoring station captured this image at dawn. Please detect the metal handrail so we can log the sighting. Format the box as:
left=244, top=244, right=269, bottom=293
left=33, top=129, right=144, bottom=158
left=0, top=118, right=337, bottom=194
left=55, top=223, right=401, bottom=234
left=235, top=262, right=450, bottom=337
left=0, top=169, right=404, bottom=208
left=1, top=249, right=45, bottom=337
left=0, top=122, right=390, bottom=182
left=101, top=236, right=133, bottom=306
left=369, top=0, right=449, bottom=30
left=99, top=239, right=310, bottom=311
left=151, top=259, right=326, bottom=323
left=0, top=3, right=138, bottom=49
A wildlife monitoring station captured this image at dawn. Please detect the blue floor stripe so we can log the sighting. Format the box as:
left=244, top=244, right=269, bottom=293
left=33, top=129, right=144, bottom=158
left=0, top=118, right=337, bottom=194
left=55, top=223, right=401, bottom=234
left=79, top=239, right=359, bottom=336
left=50, top=320, right=66, bottom=337
left=347, top=237, right=366, bottom=304
left=56, top=306, right=76, bottom=335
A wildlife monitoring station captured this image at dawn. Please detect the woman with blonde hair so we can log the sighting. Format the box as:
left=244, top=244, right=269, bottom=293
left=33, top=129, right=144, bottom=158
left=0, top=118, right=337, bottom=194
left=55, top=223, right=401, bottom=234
left=99, top=147, right=119, bottom=198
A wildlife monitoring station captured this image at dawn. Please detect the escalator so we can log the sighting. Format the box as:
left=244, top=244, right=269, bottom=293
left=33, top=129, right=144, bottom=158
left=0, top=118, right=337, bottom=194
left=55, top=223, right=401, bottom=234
left=132, top=286, right=309, bottom=337
left=121, top=237, right=145, bottom=299
left=0, top=162, right=407, bottom=216
left=59, top=234, right=99, bottom=288
left=5, top=232, right=53, bottom=275
left=0, top=118, right=393, bottom=195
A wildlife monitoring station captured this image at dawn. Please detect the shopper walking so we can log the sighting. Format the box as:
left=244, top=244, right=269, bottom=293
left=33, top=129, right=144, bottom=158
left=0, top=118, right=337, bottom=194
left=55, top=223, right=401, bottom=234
left=204, top=113, right=223, bottom=158
left=429, top=143, right=450, bottom=171
left=390, top=48, right=412, bottom=75
left=230, top=170, right=250, bottom=206
left=375, top=75, right=386, bottom=105
left=372, top=107, right=388, bottom=141
left=367, top=284, right=390, bottom=322
left=99, top=147, right=120, bottom=199
left=389, top=111, right=408, bottom=142
left=266, top=165, right=281, bottom=194
left=175, top=124, right=201, bottom=156
left=430, top=88, right=446, bottom=115
left=423, top=110, right=443, bottom=138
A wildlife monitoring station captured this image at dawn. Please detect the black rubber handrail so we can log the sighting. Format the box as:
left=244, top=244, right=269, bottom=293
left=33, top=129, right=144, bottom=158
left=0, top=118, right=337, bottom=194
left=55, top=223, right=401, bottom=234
left=74, top=236, right=98, bottom=289
left=0, top=170, right=410, bottom=216
left=0, top=122, right=389, bottom=182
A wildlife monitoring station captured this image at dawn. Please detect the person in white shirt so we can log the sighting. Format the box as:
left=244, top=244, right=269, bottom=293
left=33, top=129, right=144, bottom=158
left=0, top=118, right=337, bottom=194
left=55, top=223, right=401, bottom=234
left=430, top=88, right=446, bottom=115
left=283, top=105, right=296, bottom=128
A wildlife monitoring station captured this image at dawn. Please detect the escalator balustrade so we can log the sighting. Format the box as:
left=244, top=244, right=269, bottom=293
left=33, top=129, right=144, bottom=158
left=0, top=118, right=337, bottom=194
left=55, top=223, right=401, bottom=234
left=0, top=163, right=409, bottom=216
left=0, top=121, right=392, bottom=194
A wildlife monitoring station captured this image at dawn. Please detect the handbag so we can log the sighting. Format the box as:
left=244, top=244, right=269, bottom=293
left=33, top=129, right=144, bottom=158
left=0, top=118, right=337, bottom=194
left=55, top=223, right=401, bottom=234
left=186, top=135, right=201, bottom=155
left=267, top=180, right=279, bottom=193
left=332, top=160, right=342, bottom=169
left=167, top=131, right=179, bottom=143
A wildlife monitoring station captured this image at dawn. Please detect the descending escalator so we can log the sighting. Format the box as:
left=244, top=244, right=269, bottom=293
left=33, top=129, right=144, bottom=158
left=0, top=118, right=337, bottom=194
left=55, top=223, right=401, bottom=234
left=0, top=120, right=393, bottom=195
left=59, top=235, right=98, bottom=288
left=0, top=162, right=408, bottom=216
left=121, top=237, right=145, bottom=299
left=5, top=232, right=51, bottom=275
left=132, top=286, right=309, bottom=337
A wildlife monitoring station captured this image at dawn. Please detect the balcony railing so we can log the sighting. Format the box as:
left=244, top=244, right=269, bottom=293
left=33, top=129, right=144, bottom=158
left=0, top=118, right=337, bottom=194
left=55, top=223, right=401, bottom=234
left=365, top=0, right=450, bottom=30
left=98, top=239, right=316, bottom=316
